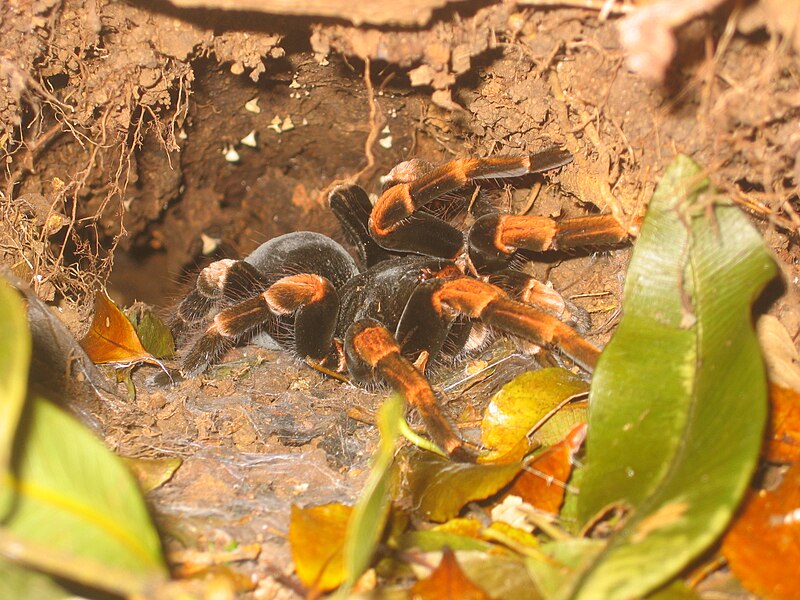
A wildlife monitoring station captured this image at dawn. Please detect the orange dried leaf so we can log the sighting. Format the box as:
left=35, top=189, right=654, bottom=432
left=722, top=462, right=800, bottom=600
left=411, top=548, right=491, bottom=600
left=503, top=423, right=586, bottom=514
left=289, top=503, right=352, bottom=592
left=765, top=384, right=800, bottom=464
left=80, top=292, right=157, bottom=366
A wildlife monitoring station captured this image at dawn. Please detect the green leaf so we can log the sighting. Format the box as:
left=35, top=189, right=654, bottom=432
left=125, top=303, right=176, bottom=358
left=573, top=155, right=777, bottom=598
left=397, top=529, right=492, bottom=553
left=0, top=396, right=167, bottom=595
left=340, top=393, right=404, bottom=593
left=558, top=462, right=585, bottom=536
left=526, top=539, right=605, bottom=600
left=0, top=280, right=31, bottom=516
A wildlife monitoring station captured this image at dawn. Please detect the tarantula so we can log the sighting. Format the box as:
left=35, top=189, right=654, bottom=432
left=172, top=148, right=630, bottom=460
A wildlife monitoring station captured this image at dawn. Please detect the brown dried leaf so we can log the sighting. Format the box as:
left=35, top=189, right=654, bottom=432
left=722, top=463, right=800, bottom=600
left=80, top=292, right=158, bottom=367
left=758, top=315, right=800, bottom=392
left=289, top=503, right=352, bottom=591
left=765, top=384, right=800, bottom=464
left=411, top=548, right=491, bottom=600
left=502, top=423, right=586, bottom=514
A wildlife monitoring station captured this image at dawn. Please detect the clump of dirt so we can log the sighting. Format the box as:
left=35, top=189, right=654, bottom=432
left=2, top=0, right=799, bottom=596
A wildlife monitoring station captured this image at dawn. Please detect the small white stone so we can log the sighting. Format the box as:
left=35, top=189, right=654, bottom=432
left=178, top=129, right=187, bottom=140
left=244, top=97, right=261, bottom=113
left=280, top=116, right=294, bottom=132
left=240, top=130, right=258, bottom=147
left=223, top=145, right=240, bottom=163
left=379, top=135, right=392, bottom=149
left=268, top=115, right=283, bottom=133
left=200, top=233, right=221, bottom=255
left=289, top=77, right=301, bottom=89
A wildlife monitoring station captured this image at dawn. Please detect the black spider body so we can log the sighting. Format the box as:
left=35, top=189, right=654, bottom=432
left=243, top=234, right=463, bottom=385
left=243, top=231, right=359, bottom=290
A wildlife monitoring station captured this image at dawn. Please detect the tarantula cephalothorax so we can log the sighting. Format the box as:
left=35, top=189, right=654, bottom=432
left=172, top=148, right=631, bottom=460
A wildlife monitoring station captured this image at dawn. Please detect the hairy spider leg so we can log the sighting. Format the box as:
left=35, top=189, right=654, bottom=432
left=329, top=185, right=392, bottom=268
left=171, top=259, right=272, bottom=339
left=486, top=268, right=589, bottom=331
left=345, top=318, right=473, bottom=461
left=431, top=277, right=601, bottom=372
left=468, top=212, right=634, bottom=273
left=182, top=273, right=340, bottom=376
left=368, top=148, right=574, bottom=258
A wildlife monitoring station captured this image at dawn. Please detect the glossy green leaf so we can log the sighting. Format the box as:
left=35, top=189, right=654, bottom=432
left=481, top=368, right=588, bottom=460
left=0, top=396, right=167, bottom=595
left=340, top=394, right=404, bottom=593
left=401, top=448, right=522, bottom=522
left=0, top=280, right=30, bottom=516
left=573, top=155, right=777, bottom=599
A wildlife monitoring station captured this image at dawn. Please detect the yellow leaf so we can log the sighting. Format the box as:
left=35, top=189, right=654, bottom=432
left=289, top=503, right=352, bottom=591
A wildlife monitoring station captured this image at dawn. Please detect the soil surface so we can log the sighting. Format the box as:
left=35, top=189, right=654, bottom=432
left=1, top=0, right=798, bottom=597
